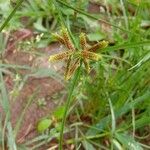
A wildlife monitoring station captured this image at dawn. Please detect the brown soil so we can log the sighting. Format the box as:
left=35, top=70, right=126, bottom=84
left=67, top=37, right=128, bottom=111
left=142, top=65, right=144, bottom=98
left=0, top=29, right=65, bottom=149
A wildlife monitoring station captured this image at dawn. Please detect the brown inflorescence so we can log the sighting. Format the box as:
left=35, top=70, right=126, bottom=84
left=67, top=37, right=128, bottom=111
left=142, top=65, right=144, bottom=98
left=49, top=28, right=108, bottom=80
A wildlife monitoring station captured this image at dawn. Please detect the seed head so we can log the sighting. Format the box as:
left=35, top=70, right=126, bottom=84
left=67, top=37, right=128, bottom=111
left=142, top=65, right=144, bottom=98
left=49, top=27, right=108, bottom=80
left=82, top=51, right=102, bottom=61
left=61, top=28, right=75, bottom=50
left=65, top=58, right=80, bottom=80
left=79, top=33, right=87, bottom=50
left=52, top=33, right=65, bottom=45
left=88, top=40, right=108, bottom=52
left=49, top=50, right=73, bottom=62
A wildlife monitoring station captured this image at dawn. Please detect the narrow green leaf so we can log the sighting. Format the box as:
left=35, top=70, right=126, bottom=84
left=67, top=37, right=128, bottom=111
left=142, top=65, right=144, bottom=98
left=37, top=118, right=52, bottom=133
left=115, top=133, right=143, bottom=150
left=103, top=41, right=150, bottom=52
left=82, top=140, right=96, bottom=150
left=0, top=71, right=10, bottom=114
left=53, top=106, right=65, bottom=120
left=7, top=122, right=17, bottom=150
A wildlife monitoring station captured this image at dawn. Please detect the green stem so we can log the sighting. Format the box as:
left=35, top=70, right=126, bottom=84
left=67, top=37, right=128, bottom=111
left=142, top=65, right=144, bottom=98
left=66, top=132, right=109, bottom=145
left=53, top=0, right=78, bottom=48
left=52, top=1, right=82, bottom=149
left=0, top=0, right=24, bottom=32
left=59, top=66, right=81, bottom=150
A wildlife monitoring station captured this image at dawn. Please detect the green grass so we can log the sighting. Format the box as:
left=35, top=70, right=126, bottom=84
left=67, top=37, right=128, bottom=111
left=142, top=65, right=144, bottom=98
left=0, top=0, right=150, bottom=150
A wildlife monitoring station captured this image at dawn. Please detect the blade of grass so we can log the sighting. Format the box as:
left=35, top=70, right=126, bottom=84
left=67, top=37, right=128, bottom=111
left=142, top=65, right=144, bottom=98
left=7, top=122, right=17, bottom=150
left=128, top=52, right=150, bottom=70
left=115, top=133, right=143, bottom=150
left=0, top=71, right=11, bottom=150
left=2, top=114, right=9, bottom=150
left=102, top=41, right=150, bottom=52
left=14, top=90, right=38, bottom=138
left=87, top=90, right=150, bottom=135
left=131, top=97, right=135, bottom=138
left=24, top=135, right=49, bottom=146
left=0, top=64, right=31, bottom=70
left=139, top=143, right=150, bottom=149
left=120, top=0, right=129, bottom=30
left=0, top=72, right=10, bottom=113
left=106, top=92, right=116, bottom=150
left=112, top=139, right=123, bottom=150
left=106, top=94, right=116, bottom=133
left=101, top=54, right=131, bottom=65
left=0, top=32, right=8, bottom=55
left=0, top=0, right=24, bottom=32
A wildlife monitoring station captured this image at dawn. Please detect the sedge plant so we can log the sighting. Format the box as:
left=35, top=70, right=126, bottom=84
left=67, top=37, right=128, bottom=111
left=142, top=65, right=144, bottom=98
left=49, top=27, right=108, bottom=149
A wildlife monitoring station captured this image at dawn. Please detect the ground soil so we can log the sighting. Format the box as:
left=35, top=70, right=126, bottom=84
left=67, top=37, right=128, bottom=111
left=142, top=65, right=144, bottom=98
left=0, top=29, right=65, bottom=149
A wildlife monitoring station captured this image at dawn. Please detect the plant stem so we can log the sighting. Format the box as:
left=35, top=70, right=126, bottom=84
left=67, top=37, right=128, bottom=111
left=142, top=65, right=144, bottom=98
left=0, top=0, right=24, bottom=32
left=52, top=1, right=82, bottom=148
left=53, top=0, right=77, bottom=48
left=59, top=66, right=81, bottom=150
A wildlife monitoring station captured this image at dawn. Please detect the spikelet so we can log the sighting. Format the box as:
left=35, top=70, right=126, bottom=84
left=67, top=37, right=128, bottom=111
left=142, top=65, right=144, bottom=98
left=83, top=58, right=90, bottom=73
left=65, top=56, right=72, bottom=79
left=52, top=33, right=65, bottom=45
left=82, top=50, right=102, bottom=61
left=65, top=58, right=80, bottom=80
left=61, top=28, right=75, bottom=50
left=79, top=33, right=87, bottom=50
left=49, top=50, right=73, bottom=62
left=88, top=40, right=108, bottom=52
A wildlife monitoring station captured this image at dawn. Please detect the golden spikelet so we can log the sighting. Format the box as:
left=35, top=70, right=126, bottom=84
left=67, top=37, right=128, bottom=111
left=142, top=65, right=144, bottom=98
left=79, top=33, right=87, bottom=50
left=88, top=40, right=108, bottom=52
left=52, top=33, right=65, bottom=45
left=49, top=50, right=73, bottom=62
left=65, top=58, right=80, bottom=80
left=61, top=28, right=75, bottom=50
left=65, top=56, right=72, bottom=78
left=82, top=51, right=102, bottom=61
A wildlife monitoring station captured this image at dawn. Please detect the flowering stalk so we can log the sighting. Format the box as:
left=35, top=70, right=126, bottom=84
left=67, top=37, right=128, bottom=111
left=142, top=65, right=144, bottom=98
left=49, top=28, right=108, bottom=150
left=59, top=65, right=81, bottom=150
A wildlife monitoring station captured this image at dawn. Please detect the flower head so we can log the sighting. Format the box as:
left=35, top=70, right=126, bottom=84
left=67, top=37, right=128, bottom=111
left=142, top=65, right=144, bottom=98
left=49, top=28, right=108, bottom=80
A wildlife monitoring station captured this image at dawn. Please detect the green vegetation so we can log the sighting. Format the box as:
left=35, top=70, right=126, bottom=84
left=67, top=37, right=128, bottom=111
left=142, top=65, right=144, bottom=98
left=0, top=0, right=150, bottom=150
